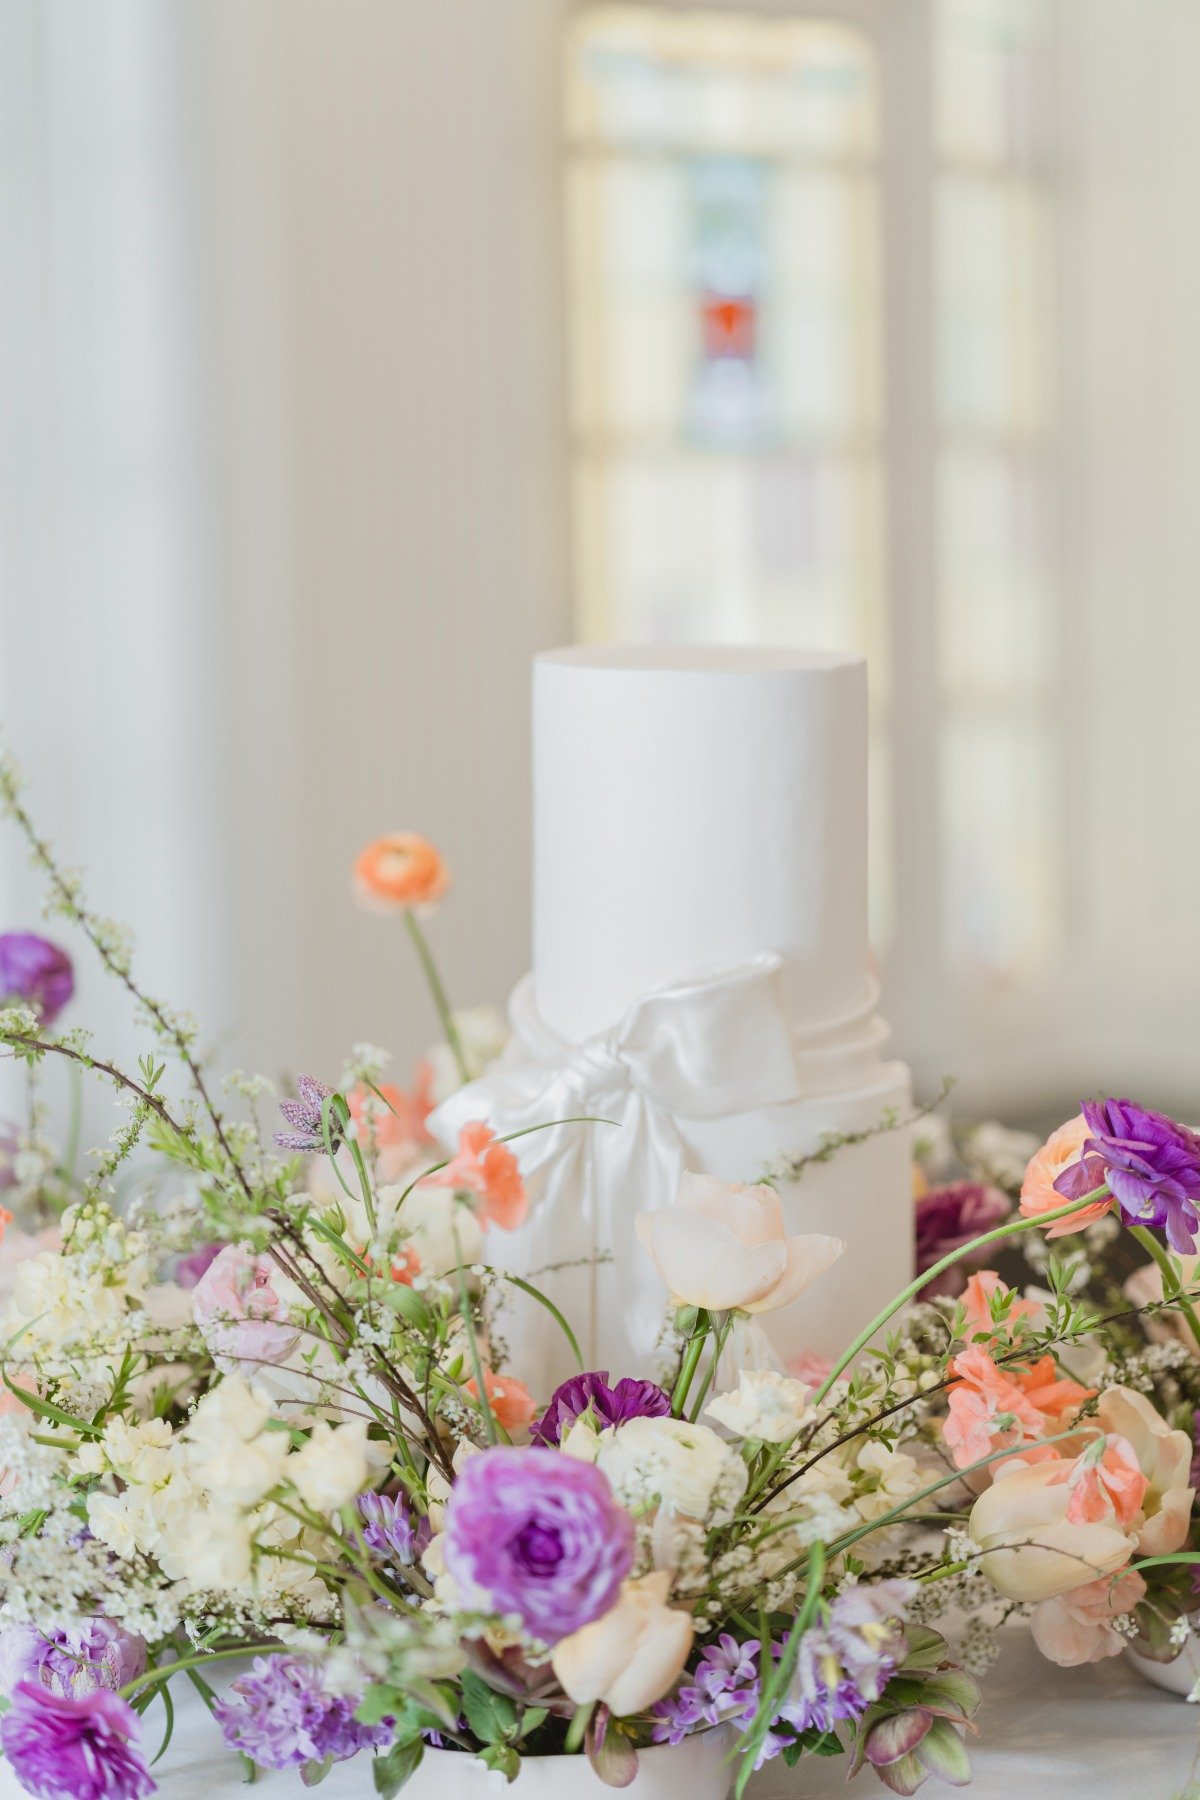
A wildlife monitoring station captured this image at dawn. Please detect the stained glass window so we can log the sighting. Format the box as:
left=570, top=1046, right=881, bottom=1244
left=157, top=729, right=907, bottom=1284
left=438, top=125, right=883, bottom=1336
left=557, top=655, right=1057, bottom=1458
left=566, top=3, right=1060, bottom=980
left=565, top=7, right=890, bottom=936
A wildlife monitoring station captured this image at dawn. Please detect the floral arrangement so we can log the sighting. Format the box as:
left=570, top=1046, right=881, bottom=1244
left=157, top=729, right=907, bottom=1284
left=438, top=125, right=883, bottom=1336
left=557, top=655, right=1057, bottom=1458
left=1, top=755, right=1200, bottom=1800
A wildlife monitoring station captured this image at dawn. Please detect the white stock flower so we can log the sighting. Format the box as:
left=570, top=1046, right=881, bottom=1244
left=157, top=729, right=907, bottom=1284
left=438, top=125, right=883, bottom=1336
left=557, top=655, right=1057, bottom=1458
left=595, top=1415, right=747, bottom=1521
left=848, top=1441, right=925, bottom=1526
left=287, top=1419, right=380, bottom=1515
left=706, top=1370, right=811, bottom=1443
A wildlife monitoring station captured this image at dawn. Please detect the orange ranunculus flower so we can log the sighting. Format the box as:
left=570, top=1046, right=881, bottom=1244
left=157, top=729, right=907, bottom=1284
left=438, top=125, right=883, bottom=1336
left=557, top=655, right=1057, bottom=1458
left=421, top=1120, right=528, bottom=1232
left=353, top=832, right=450, bottom=913
left=1019, top=1115, right=1113, bottom=1237
left=467, top=1368, right=537, bottom=1436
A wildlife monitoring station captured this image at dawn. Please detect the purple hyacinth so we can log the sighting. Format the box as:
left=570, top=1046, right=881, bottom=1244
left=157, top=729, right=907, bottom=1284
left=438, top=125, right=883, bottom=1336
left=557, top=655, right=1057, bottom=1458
left=0, top=1620, right=146, bottom=1701
left=915, top=1183, right=1012, bottom=1298
left=357, top=1490, right=430, bottom=1567
left=1054, top=1098, right=1200, bottom=1254
left=0, top=1680, right=154, bottom=1800
left=214, top=1654, right=390, bottom=1770
left=274, top=1075, right=339, bottom=1154
left=0, top=933, right=74, bottom=1027
left=530, top=1370, right=672, bottom=1447
left=788, top=1581, right=913, bottom=1734
left=441, top=1446, right=634, bottom=1644
left=651, top=1636, right=793, bottom=1769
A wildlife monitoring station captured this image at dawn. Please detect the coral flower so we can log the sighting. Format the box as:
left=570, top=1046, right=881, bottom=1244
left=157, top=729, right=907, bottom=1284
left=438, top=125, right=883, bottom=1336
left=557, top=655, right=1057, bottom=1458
left=349, top=1069, right=435, bottom=1156
left=1063, top=1436, right=1147, bottom=1529
left=353, top=833, right=450, bottom=913
left=1029, top=1568, right=1147, bottom=1667
left=466, top=1368, right=538, bottom=1436
left=1020, top=1115, right=1113, bottom=1237
left=960, top=1270, right=1040, bottom=1345
left=943, top=1346, right=1054, bottom=1470
left=422, top=1120, right=528, bottom=1231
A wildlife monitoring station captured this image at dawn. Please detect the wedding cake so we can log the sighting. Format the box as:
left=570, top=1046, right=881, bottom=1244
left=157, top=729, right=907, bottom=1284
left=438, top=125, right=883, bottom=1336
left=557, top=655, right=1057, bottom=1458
left=434, top=645, right=913, bottom=1390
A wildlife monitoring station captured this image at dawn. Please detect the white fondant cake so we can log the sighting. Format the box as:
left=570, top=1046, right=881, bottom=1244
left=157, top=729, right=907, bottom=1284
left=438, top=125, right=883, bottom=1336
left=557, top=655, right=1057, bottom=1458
left=433, top=645, right=913, bottom=1392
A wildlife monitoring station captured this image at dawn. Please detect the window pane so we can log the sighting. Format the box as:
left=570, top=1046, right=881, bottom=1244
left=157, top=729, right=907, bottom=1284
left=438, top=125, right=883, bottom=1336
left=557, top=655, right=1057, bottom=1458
left=939, top=448, right=1055, bottom=696
left=572, top=449, right=882, bottom=653
left=936, top=0, right=1052, bottom=165
left=566, top=8, right=877, bottom=158
left=942, top=709, right=1061, bottom=976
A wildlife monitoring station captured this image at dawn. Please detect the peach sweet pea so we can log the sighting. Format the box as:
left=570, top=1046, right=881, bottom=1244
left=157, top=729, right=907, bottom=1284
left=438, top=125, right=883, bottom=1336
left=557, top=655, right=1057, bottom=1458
left=943, top=1346, right=1093, bottom=1472
left=349, top=1069, right=436, bottom=1181
left=353, top=832, right=450, bottom=913
left=551, top=1571, right=695, bottom=1716
left=960, top=1270, right=1040, bottom=1345
left=635, top=1172, right=844, bottom=1316
left=1029, top=1568, right=1147, bottom=1666
left=422, top=1121, right=528, bottom=1232
left=1019, top=1114, right=1113, bottom=1237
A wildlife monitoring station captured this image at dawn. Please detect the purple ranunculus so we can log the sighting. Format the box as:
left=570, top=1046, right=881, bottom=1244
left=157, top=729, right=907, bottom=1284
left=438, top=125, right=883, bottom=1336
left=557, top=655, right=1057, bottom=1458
left=915, top=1182, right=1011, bottom=1298
left=0, top=1680, right=154, bottom=1799
left=787, top=1580, right=913, bottom=1735
left=441, top=1446, right=634, bottom=1644
left=214, top=1654, right=390, bottom=1770
left=0, top=1621, right=146, bottom=1701
left=274, top=1074, right=339, bottom=1154
left=0, top=934, right=74, bottom=1027
left=530, top=1370, right=672, bottom=1447
left=1054, top=1097, right=1200, bottom=1255
left=174, top=1242, right=225, bottom=1289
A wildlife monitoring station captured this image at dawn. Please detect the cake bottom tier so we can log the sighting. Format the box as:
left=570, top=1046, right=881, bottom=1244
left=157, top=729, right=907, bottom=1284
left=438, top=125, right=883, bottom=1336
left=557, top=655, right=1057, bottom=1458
left=484, top=1058, right=914, bottom=1397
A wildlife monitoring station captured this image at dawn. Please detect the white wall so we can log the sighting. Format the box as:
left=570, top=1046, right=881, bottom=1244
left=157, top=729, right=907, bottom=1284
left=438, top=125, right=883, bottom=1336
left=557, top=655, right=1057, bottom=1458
left=1, top=1, right=572, bottom=1138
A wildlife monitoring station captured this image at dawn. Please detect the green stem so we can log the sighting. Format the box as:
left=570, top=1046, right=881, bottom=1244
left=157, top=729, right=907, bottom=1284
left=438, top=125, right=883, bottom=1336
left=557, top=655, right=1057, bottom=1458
left=62, top=1060, right=83, bottom=1185
left=689, top=1314, right=732, bottom=1422
left=671, top=1315, right=709, bottom=1417
left=119, top=1644, right=274, bottom=1701
left=810, top=1188, right=1110, bottom=1408
left=1129, top=1225, right=1200, bottom=1347
left=404, top=909, right=468, bottom=1085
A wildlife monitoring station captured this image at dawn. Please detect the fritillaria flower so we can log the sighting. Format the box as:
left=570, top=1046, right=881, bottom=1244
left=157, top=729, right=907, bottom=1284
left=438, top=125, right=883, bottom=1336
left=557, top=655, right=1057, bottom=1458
left=274, top=1073, right=338, bottom=1153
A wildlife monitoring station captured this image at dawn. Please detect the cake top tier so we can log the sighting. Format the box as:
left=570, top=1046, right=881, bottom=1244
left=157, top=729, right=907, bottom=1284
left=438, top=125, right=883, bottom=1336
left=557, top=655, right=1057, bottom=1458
left=531, top=643, right=871, bottom=1043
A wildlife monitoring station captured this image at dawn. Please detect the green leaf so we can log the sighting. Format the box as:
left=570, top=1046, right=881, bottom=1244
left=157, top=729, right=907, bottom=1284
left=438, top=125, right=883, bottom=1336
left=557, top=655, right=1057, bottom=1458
left=356, top=1686, right=404, bottom=1727
left=518, top=1706, right=550, bottom=1741
left=373, top=1739, right=424, bottom=1798
left=301, top=1758, right=332, bottom=1787
left=461, top=1669, right=518, bottom=1745
left=479, top=1745, right=522, bottom=1782
left=875, top=1750, right=925, bottom=1797
left=497, top=1273, right=584, bottom=1370
left=916, top=1720, right=971, bottom=1787
left=382, top=1285, right=434, bottom=1332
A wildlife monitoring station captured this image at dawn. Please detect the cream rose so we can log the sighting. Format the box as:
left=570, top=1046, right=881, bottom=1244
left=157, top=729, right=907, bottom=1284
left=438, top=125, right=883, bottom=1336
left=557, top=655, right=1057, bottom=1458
left=551, top=1571, right=694, bottom=1716
left=635, top=1173, right=844, bottom=1316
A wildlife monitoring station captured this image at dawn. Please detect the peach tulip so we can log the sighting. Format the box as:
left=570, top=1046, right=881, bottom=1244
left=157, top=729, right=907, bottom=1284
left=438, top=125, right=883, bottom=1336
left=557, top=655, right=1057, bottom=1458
left=353, top=832, right=450, bottom=912
left=551, top=1571, right=694, bottom=1716
left=1019, top=1115, right=1113, bottom=1237
left=1030, top=1568, right=1147, bottom=1666
left=1095, top=1385, right=1194, bottom=1555
left=968, top=1459, right=1137, bottom=1601
left=421, top=1120, right=528, bottom=1231
left=635, top=1173, right=844, bottom=1316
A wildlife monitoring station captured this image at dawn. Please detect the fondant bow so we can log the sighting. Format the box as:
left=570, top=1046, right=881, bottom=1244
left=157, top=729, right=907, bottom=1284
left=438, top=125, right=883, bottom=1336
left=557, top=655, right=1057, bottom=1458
left=428, top=953, right=800, bottom=1383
